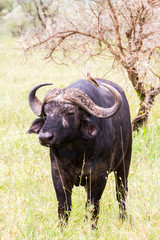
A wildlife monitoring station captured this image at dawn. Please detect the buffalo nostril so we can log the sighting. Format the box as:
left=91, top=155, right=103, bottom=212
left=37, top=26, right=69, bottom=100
left=39, top=131, right=54, bottom=145
left=48, top=135, right=54, bottom=142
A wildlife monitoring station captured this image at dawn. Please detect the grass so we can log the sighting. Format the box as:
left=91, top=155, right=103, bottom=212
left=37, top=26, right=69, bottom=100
left=0, top=37, right=160, bottom=240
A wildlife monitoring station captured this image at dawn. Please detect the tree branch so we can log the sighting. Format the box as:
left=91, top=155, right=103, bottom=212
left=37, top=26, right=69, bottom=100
left=107, top=0, right=126, bottom=58
left=33, top=0, right=46, bottom=27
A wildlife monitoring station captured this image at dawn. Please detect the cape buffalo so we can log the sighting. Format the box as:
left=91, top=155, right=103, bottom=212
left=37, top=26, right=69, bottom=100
left=28, top=76, right=132, bottom=227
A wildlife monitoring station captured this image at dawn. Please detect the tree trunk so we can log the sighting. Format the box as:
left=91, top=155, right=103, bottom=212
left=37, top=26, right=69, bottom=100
left=127, top=68, right=160, bottom=131
left=132, top=96, right=151, bottom=131
left=131, top=89, right=160, bottom=131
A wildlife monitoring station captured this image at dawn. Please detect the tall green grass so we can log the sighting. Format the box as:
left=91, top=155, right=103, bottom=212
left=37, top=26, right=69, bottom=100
left=0, top=37, right=160, bottom=239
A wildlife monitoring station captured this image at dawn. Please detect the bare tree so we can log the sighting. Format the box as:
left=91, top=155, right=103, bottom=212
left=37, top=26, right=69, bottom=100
left=23, top=0, right=160, bottom=131
left=17, top=0, right=56, bottom=28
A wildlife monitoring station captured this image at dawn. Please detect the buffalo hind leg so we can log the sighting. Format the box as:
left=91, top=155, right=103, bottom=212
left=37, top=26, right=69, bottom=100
left=114, top=153, right=131, bottom=220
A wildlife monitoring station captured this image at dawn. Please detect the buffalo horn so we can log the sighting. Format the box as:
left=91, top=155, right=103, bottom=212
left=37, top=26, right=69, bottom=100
left=28, top=83, right=53, bottom=116
left=62, top=83, right=122, bottom=118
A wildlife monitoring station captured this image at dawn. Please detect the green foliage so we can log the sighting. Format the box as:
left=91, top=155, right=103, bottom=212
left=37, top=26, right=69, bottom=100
left=0, top=0, right=14, bottom=14
left=0, top=37, right=160, bottom=239
left=0, top=2, right=33, bottom=37
left=0, top=0, right=58, bottom=37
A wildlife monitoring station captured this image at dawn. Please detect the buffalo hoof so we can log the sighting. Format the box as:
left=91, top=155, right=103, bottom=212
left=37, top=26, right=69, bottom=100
left=91, top=223, right=98, bottom=230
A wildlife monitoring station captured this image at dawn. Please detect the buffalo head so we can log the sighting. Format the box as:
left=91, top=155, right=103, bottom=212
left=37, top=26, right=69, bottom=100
left=28, top=82, right=122, bottom=147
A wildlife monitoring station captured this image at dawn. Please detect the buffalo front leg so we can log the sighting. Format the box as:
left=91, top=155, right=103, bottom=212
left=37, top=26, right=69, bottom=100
left=51, top=161, right=72, bottom=225
left=114, top=154, right=131, bottom=220
left=85, top=175, right=107, bottom=228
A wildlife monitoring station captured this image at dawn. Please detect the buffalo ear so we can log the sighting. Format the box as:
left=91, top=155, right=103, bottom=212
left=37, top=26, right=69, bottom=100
left=81, top=119, right=99, bottom=139
left=28, top=118, right=45, bottom=134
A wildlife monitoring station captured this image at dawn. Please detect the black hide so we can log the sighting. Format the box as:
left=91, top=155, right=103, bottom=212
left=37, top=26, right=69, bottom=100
left=28, top=79, right=132, bottom=226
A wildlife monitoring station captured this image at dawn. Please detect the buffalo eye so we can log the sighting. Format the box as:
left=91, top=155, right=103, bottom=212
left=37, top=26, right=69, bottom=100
left=64, top=107, right=75, bottom=116
left=66, top=111, right=74, bottom=116
left=43, top=104, right=51, bottom=115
